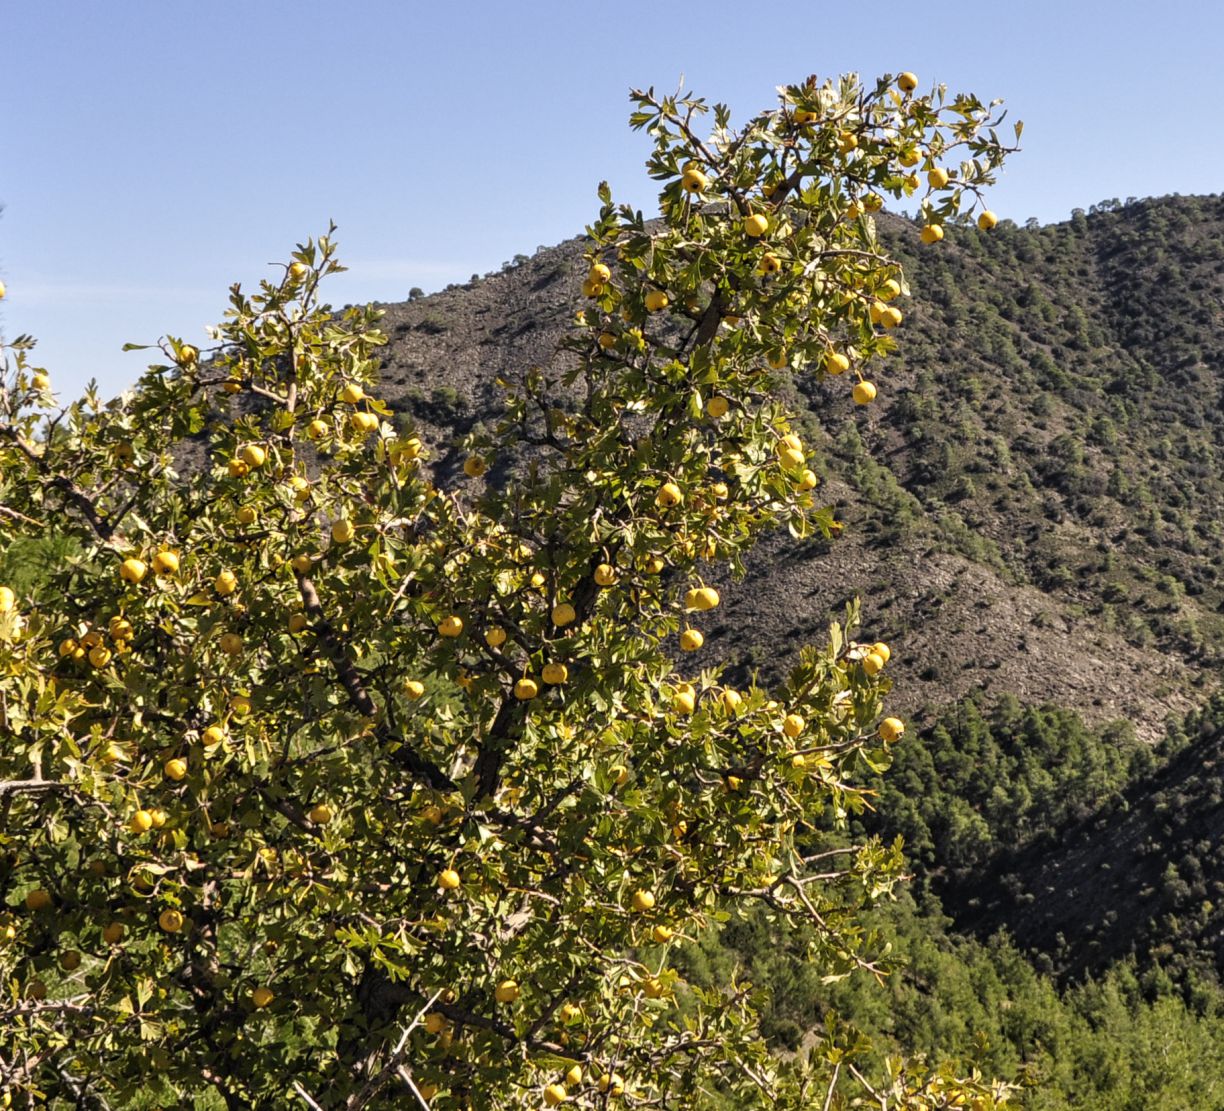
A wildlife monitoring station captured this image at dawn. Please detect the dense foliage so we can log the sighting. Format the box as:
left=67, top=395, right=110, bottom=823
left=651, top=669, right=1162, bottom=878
left=0, top=73, right=1016, bottom=1108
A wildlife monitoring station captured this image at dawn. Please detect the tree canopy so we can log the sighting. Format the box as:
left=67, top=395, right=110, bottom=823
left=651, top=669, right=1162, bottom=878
left=0, top=71, right=1016, bottom=1108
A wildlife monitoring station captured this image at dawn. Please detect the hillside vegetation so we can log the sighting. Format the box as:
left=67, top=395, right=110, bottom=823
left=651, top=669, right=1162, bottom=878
left=364, top=194, right=1224, bottom=743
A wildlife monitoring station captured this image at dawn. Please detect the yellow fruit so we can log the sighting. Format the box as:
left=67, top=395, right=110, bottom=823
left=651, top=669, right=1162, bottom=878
left=559, top=1002, right=582, bottom=1023
left=437, top=868, right=461, bottom=890
left=202, top=725, right=226, bottom=748
left=721, top=689, right=742, bottom=714
left=351, top=411, right=379, bottom=435
left=219, top=632, right=243, bottom=655
left=656, top=482, right=683, bottom=508
left=437, top=615, right=464, bottom=638
left=777, top=444, right=805, bottom=470
left=920, top=224, right=944, bottom=245
left=927, top=167, right=950, bottom=189
left=544, top=1083, right=568, bottom=1106
left=681, top=168, right=709, bottom=193
left=26, top=978, right=48, bottom=1001
left=81, top=630, right=103, bottom=649
left=565, top=1065, right=583, bottom=1087
left=881, top=306, right=904, bottom=328
left=672, top=685, right=696, bottom=714
left=404, top=679, right=425, bottom=700
left=88, top=645, right=113, bottom=668
left=514, top=677, right=539, bottom=701
left=838, top=131, right=858, bottom=153
left=130, top=810, right=154, bottom=834
left=0, top=279, right=6, bottom=298
left=782, top=713, right=805, bottom=738
left=308, top=803, right=333, bottom=825
left=464, top=455, right=487, bottom=477
left=879, top=278, right=902, bottom=301
left=288, top=261, right=309, bottom=281
left=331, top=518, right=355, bottom=543
left=164, top=757, right=187, bottom=781
left=644, top=289, right=669, bottom=312
left=679, top=629, right=704, bottom=652
left=594, top=563, right=617, bottom=587
left=652, top=925, right=674, bottom=943
left=179, top=344, right=199, bottom=365
left=542, top=663, right=569, bottom=685
left=853, top=381, right=878, bottom=405
left=873, top=642, right=892, bottom=664
left=58, top=637, right=79, bottom=657
left=899, top=147, right=922, bottom=167
left=643, top=554, right=665, bottom=575
left=307, top=419, right=329, bottom=440
left=631, top=889, right=655, bottom=912
left=418, top=1083, right=438, bottom=1101
left=252, top=986, right=274, bottom=1009
left=494, top=979, right=520, bottom=1004
left=230, top=694, right=252, bottom=716
left=706, top=395, right=729, bottom=418
left=869, top=300, right=886, bottom=325
left=743, top=213, right=769, bottom=238
left=288, top=612, right=309, bottom=635
left=119, top=558, right=148, bottom=584
left=340, top=383, right=365, bottom=404
left=758, top=252, right=782, bottom=275
left=797, top=469, right=818, bottom=491
left=878, top=717, right=906, bottom=743
left=223, top=377, right=242, bottom=394
left=767, top=351, right=789, bottom=372
left=25, top=889, right=52, bottom=912
left=898, top=71, right=918, bottom=93
left=597, top=331, right=617, bottom=350
left=824, top=351, right=850, bottom=375
left=863, top=193, right=884, bottom=212
left=589, top=261, right=611, bottom=284
left=159, top=909, right=184, bottom=933
left=598, top=1074, right=625, bottom=1096
left=288, top=475, right=311, bottom=501
left=684, top=586, right=720, bottom=611
left=726, top=775, right=743, bottom=792
left=791, top=753, right=807, bottom=769
left=291, top=553, right=314, bottom=574
left=978, top=209, right=998, bottom=231
left=581, top=277, right=604, bottom=297
left=862, top=651, right=886, bottom=675
left=152, top=550, right=180, bottom=576
left=0, top=586, right=14, bottom=613
left=59, top=950, right=82, bottom=972
left=214, top=569, right=238, bottom=595
left=239, top=444, right=267, bottom=469
left=484, top=626, right=507, bottom=648
left=711, top=481, right=729, bottom=499
left=423, top=1012, right=447, bottom=1035
left=552, top=602, right=577, bottom=627
left=110, top=616, right=135, bottom=642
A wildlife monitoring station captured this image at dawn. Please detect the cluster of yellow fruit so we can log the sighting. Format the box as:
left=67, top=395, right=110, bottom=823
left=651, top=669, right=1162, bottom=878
left=582, top=260, right=612, bottom=299
left=226, top=443, right=268, bottom=479
left=58, top=611, right=138, bottom=669
left=117, top=547, right=179, bottom=587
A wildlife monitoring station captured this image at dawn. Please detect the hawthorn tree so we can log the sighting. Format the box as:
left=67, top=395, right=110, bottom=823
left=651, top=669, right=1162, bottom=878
left=0, top=71, right=1018, bottom=1108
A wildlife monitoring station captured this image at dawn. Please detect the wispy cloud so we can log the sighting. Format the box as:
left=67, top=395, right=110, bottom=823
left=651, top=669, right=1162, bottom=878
left=8, top=281, right=210, bottom=308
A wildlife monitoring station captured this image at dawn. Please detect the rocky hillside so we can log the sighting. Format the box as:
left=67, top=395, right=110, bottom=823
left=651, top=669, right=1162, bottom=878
left=360, top=193, right=1224, bottom=743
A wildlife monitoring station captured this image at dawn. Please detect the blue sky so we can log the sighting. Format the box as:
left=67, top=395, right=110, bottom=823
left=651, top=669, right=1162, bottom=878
left=3, top=0, right=1220, bottom=397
